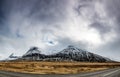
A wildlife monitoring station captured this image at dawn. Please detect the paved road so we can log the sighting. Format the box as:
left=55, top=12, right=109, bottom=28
left=0, top=68, right=120, bottom=77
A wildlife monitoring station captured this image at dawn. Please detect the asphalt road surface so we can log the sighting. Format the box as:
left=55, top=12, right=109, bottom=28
left=0, top=68, right=120, bottom=77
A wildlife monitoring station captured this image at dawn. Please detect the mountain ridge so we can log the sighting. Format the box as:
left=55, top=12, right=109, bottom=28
left=6, top=45, right=114, bottom=62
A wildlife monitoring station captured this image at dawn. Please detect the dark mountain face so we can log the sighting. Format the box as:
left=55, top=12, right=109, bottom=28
left=18, top=45, right=112, bottom=62
left=23, top=47, right=42, bottom=56
left=51, top=45, right=111, bottom=62
left=22, top=47, right=46, bottom=60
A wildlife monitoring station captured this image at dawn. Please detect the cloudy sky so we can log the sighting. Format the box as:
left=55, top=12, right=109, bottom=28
left=0, top=0, right=120, bottom=61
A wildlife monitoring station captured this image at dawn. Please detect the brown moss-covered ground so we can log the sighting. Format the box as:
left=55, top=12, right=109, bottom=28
left=0, top=61, right=120, bottom=74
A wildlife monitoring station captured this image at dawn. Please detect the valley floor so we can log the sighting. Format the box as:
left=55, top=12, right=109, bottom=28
left=0, top=61, right=120, bottom=74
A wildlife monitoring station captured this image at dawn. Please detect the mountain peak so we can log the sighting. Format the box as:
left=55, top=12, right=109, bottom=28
left=55, top=45, right=112, bottom=62
left=68, top=45, right=75, bottom=48
left=59, top=45, right=84, bottom=54
left=23, top=46, right=41, bottom=56
left=29, top=47, right=39, bottom=51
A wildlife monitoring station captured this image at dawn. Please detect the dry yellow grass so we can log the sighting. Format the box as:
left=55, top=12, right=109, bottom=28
left=0, top=61, right=120, bottom=74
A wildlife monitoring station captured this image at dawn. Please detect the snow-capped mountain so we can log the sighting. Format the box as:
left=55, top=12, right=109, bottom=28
left=5, top=45, right=113, bottom=62
left=53, top=45, right=112, bottom=62
left=2, top=53, right=20, bottom=61
left=23, top=47, right=41, bottom=56
left=22, top=47, right=45, bottom=60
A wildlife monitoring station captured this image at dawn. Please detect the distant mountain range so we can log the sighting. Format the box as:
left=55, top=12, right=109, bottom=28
left=19, top=45, right=112, bottom=62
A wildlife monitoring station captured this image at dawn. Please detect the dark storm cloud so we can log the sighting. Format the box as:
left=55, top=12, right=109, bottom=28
left=100, top=0, right=120, bottom=52
left=89, top=22, right=112, bottom=34
left=77, top=0, right=116, bottom=33
left=105, top=0, right=120, bottom=19
left=74, top=0, right=113, bottom=36
left=74, top=0, right=93, bottom=15
left=0, top=0, right=5, bottom=20
left=28, top=0, right=68, bottom=23
left=0, top=0, right=10, bottom=36
left=2, top=0, right=68, bottom=23
left=104, top=0, right=120, bottom=33
left=0, top=0, right=69, bottom=38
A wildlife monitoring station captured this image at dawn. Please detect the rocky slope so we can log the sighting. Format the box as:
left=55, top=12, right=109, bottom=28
left=52, top=45, right=111, bottom=62
left=7, top=45, right=112, bottom=62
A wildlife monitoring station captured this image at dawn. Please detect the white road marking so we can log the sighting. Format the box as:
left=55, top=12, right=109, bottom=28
left=103, top=69, right=120, bottom=77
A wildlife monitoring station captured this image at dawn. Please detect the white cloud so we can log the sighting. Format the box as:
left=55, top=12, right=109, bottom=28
left=0, top=0, right=118, bottom=60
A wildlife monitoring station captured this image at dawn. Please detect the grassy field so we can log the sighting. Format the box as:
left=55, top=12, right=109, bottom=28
left=0, top=61, right=120, bottom=74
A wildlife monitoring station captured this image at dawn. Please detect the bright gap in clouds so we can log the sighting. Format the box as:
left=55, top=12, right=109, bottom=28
left=58, top=0, right=116, bottom=48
